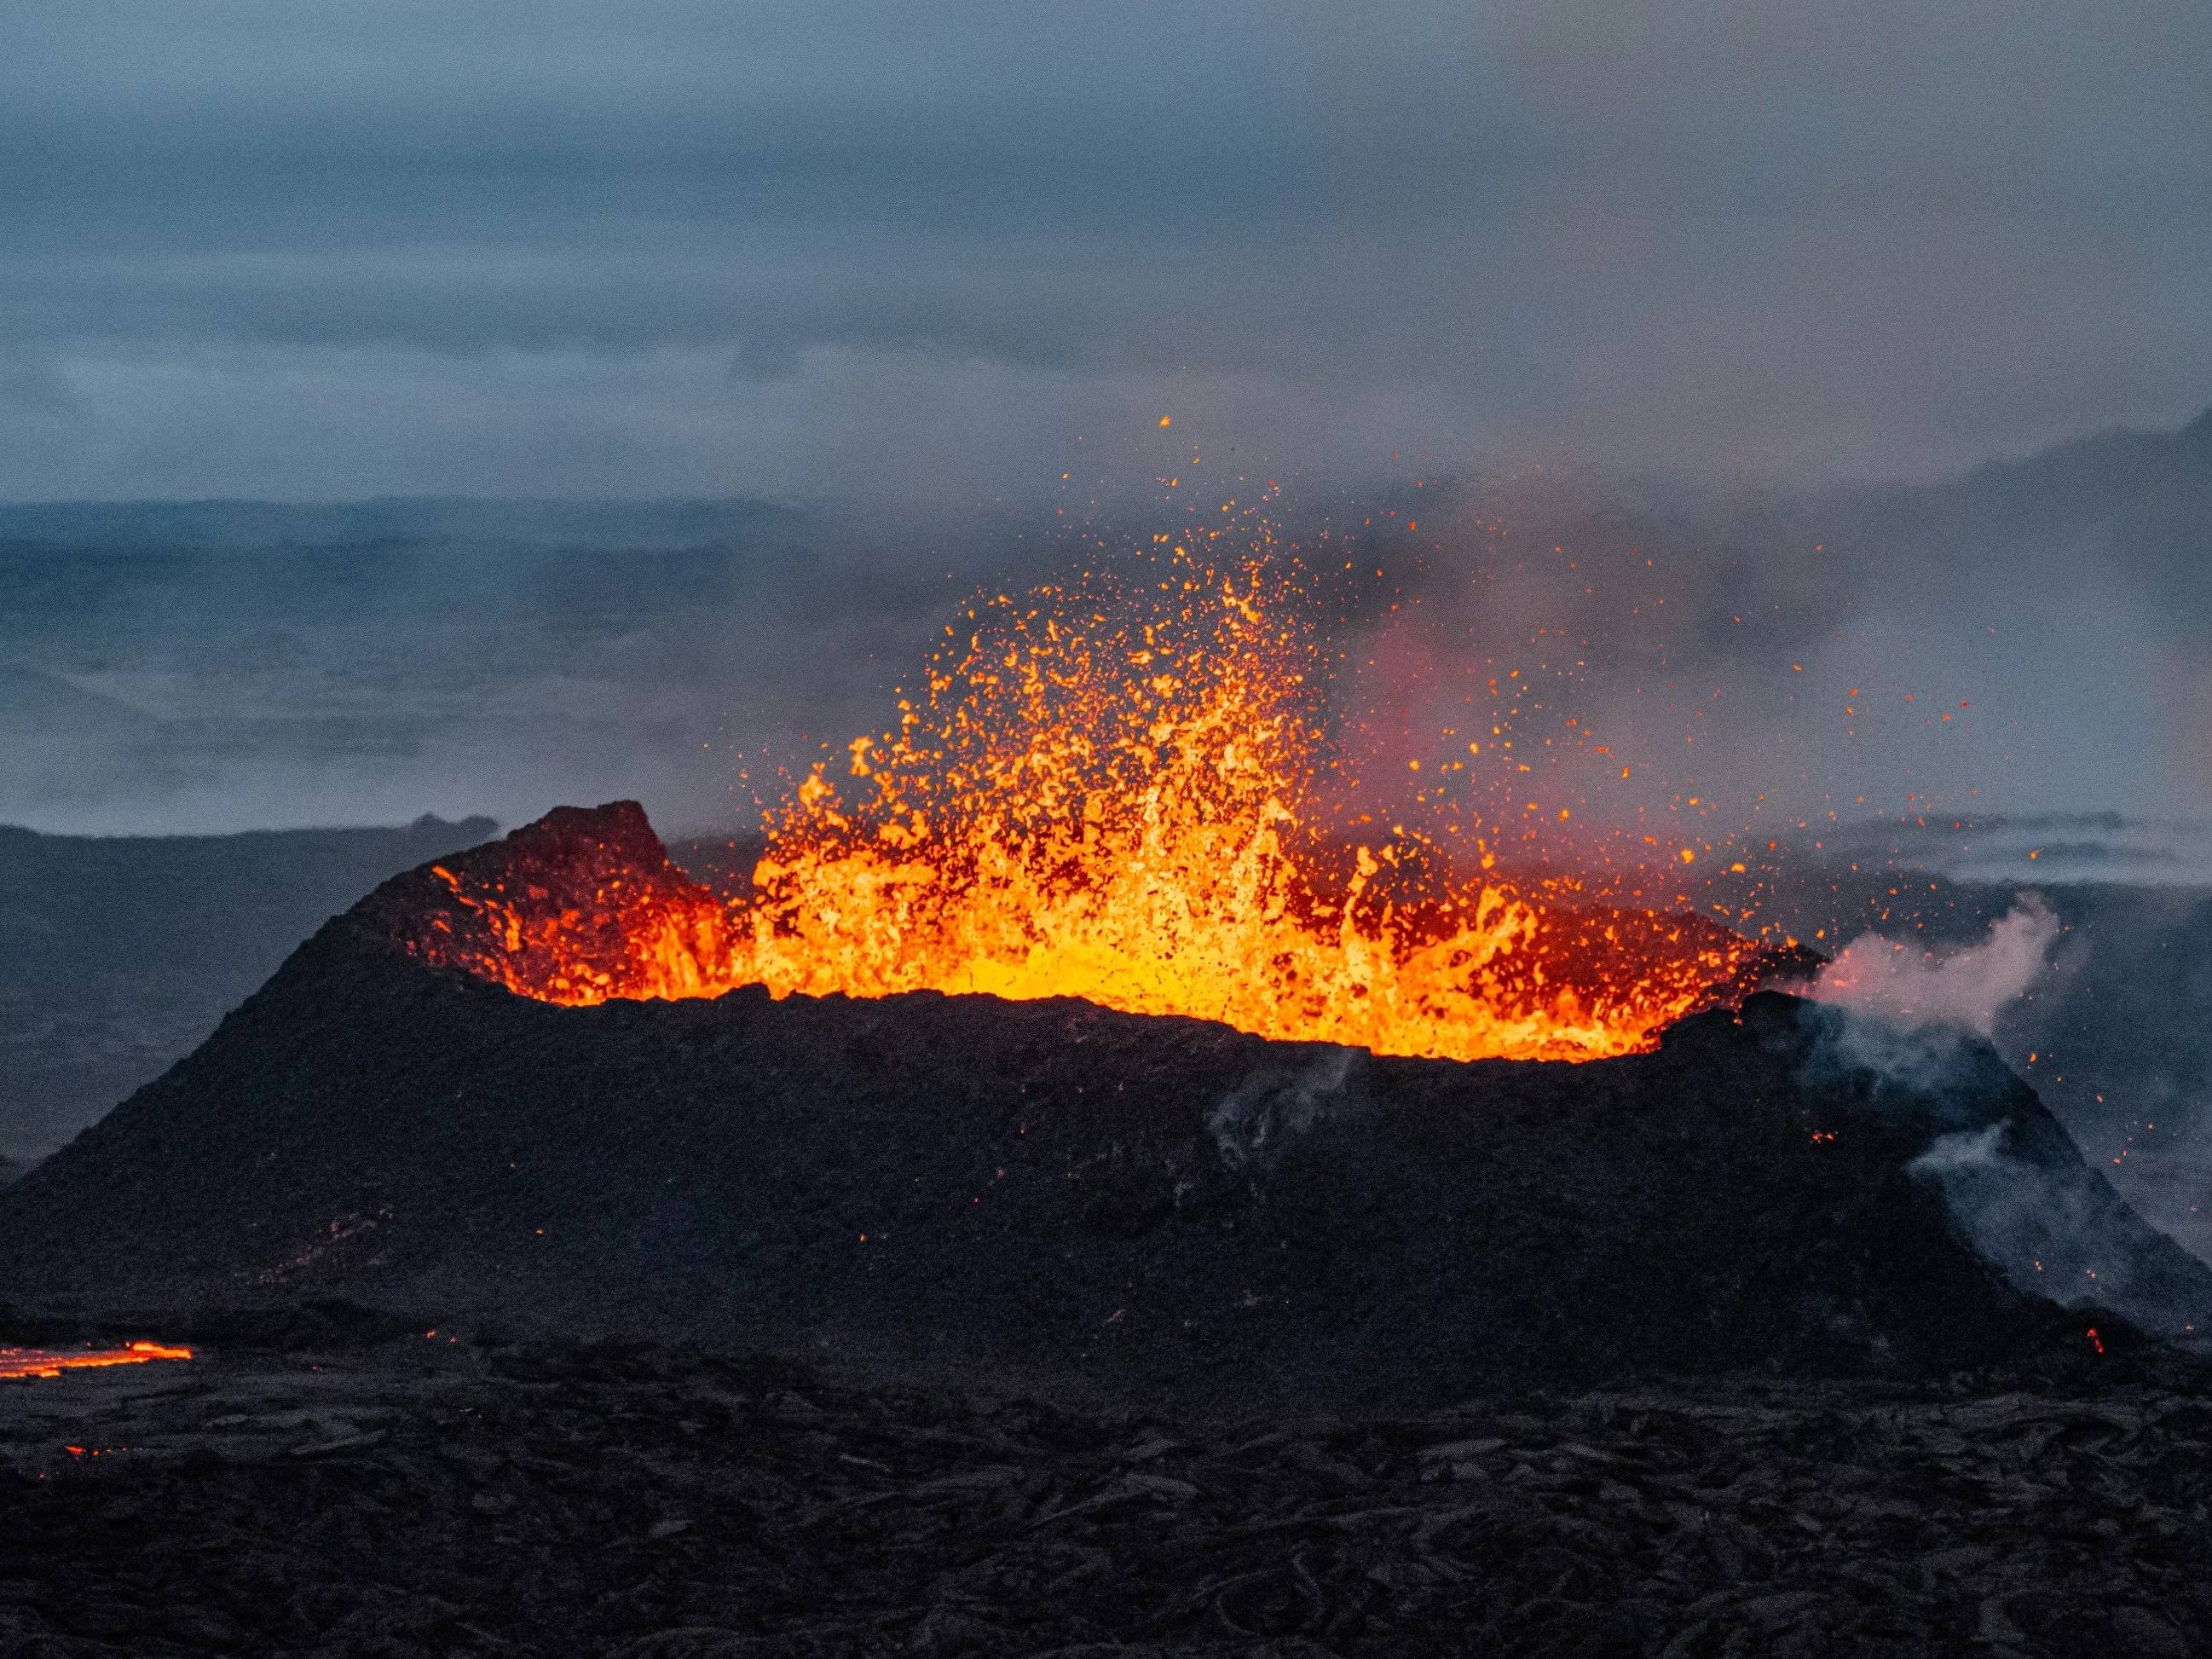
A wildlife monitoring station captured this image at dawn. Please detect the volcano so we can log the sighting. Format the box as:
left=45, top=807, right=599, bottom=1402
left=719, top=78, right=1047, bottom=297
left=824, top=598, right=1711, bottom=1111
left=3, top=803, right=2206, bottom=1402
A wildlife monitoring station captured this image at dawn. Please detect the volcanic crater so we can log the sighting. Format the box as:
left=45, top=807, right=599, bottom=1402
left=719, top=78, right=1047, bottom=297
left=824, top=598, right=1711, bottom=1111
left=4, top=802, right=2202, bottom=1405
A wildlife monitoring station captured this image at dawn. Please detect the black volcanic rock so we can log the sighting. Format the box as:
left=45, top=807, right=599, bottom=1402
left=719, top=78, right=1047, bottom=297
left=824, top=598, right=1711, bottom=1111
left=11, top=1340, right=2212, bottom=1659
left=3, top=810, right=2208, bottom=1405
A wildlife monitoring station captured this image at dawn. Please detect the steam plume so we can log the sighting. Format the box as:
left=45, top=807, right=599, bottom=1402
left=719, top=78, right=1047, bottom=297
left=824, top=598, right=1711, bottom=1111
left=1811, top=898, right=2058, bottom=1036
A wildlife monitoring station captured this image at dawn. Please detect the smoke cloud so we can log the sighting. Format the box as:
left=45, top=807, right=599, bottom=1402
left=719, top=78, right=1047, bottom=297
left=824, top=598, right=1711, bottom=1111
left=1811, top=899, right=2059, bottom=1037
left=1909, top=1120, right=2212, bottom=1343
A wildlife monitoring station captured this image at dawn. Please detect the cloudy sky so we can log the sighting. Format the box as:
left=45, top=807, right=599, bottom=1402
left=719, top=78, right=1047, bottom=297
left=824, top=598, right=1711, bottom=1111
left=5, top=0, right=2209, bottom=507
left=1, top=2, right=2209, bottom=847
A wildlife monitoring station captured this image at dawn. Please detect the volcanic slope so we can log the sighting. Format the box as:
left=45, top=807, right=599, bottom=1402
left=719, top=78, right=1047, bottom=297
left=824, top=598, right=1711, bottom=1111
left=3, top=807, right=2207, bottom=1404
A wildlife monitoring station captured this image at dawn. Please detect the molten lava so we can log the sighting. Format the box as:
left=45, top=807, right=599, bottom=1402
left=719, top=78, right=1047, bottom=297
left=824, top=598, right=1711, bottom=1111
left=405, top=550, right=1798, bottom=1061
left=0, top=1341, right=193, bottom=1379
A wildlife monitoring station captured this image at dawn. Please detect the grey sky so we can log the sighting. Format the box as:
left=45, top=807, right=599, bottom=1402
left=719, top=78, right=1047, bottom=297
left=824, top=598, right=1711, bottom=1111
left=3, top=1, right=2208, bottom=505
left=3, top=3, right=2209, bottom=845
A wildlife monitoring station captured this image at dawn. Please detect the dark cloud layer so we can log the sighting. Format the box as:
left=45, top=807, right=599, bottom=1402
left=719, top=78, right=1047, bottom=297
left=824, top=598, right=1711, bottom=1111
left=1, top=1, right=2206, bottom=503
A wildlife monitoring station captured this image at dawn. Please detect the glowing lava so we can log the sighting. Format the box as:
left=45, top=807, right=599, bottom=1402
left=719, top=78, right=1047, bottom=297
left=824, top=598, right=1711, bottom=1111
left=0, top=1341, right=193, bottom=1379
left=406, top=549, right=1796, bottom=1061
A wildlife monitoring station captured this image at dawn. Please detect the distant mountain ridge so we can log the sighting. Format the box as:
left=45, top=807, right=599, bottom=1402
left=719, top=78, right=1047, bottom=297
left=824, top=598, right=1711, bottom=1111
left=0, top=815, right=496, bottom=1160
left=0, top=496, right=806, bottom=551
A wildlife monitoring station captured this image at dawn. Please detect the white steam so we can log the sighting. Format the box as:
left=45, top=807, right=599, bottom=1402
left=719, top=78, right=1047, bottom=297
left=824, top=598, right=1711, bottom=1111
left=1909, top=1122, right=2212, bottom=1338
left=1210, top=1050, right=1359, bottom=1178
left=1811, top=898, right=2057, bottom=1036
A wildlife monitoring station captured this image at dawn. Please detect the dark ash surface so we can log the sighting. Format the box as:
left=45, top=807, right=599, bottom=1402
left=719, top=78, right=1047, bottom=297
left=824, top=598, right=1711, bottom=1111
left=3, top=1334, right=2209, bottom=1658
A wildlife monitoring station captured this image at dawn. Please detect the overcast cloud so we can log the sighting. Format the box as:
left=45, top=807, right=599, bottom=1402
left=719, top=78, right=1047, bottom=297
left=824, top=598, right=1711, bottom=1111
left=3, top=1, right=2208, bottom=505
left=1, top=3, right=2209, bottom=844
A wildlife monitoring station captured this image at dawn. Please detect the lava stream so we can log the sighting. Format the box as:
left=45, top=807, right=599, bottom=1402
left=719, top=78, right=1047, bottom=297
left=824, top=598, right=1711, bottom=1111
left=0, top=1342, right=193, bottom=1379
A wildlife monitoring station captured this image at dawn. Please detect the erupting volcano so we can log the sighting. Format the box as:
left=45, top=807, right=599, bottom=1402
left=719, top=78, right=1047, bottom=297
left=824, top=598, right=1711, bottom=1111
left=399, top=551, right=1808, bottom=1060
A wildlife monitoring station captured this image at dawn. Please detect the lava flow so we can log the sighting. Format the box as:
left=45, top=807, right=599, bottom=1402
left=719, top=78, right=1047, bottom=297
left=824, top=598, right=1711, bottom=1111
left=0, top=1341, right=193, bottom=1379
left=404, top=548, right=1803, bottom=1061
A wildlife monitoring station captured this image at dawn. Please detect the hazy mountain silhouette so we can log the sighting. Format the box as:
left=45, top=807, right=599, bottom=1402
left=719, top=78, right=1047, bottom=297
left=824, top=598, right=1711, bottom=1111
left=0, top=815, right=495, bottom=1160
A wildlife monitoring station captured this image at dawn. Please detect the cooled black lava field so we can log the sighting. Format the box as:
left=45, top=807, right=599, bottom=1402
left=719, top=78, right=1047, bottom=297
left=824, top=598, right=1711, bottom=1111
left=8, top=1331, right=2212, bottom=1659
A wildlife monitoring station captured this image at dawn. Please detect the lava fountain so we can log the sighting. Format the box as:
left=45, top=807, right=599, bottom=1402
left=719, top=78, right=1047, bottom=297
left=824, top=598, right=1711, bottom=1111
left=403, top=548, right=1807, bottom=1061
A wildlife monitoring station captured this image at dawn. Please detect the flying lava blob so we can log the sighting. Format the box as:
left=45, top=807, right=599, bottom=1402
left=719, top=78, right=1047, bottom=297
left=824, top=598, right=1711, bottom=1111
left=405, top=546, right=1805, bottom=1061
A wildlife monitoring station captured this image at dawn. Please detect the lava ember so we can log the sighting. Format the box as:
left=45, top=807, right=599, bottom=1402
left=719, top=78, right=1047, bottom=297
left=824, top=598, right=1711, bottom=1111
left=406, top=549, right=1800, bottom=1061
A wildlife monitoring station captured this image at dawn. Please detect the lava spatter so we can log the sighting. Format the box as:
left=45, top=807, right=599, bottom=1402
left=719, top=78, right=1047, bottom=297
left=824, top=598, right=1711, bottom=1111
left=402, top=549, right=1799, bottom=1061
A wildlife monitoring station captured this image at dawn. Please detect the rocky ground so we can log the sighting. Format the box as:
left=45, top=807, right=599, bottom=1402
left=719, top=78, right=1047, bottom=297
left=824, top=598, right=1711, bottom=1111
left=3, top=1331, right=2209, bottom=1658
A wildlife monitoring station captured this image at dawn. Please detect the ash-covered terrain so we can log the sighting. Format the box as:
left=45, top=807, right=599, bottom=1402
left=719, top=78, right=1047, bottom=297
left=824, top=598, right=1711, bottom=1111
left=6, top=1331, right=2212, bottom=1659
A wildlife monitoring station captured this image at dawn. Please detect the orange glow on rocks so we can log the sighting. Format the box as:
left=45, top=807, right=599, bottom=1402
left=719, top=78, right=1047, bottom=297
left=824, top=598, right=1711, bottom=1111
left=0, top=1341, right=193, bottom=1379
left=401, top=550, right=1800, bottom=1061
